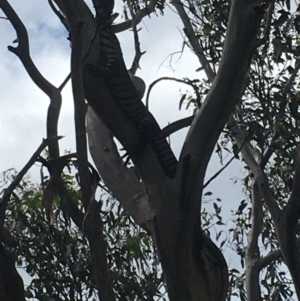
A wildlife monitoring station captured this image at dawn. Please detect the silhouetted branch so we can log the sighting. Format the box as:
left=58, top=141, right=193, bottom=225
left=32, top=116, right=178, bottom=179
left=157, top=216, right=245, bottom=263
left=256, top=249, right=281, bottom=270
left=1, top=138, right=60, bottom=211
left=172, top=0, right=215, bottom=82
left=127, top=0, right=146, bottom=74
left=203, top=155, right=236, bottom=188
left=113, top=0, right=158, bottom=33
left=245, top=181, right=263, bottom=299
left=229, top=119, right=281, bottom=225
left=146, top=76, right=200, bottom=109
left=256, top=1, right=274, bottom=47
left=161, top=115, right=194, bottom=138
left=62, top=0, right=92, bottom=209
left=285, top=146, right=300, bottom=227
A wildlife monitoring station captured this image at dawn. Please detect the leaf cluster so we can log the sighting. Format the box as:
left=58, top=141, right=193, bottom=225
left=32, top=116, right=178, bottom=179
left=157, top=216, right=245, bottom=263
left=1, top=168, right=163, bottom=301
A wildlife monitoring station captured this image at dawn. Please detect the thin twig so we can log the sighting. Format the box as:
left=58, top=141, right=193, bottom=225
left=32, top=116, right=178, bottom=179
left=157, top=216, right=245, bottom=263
left=203, top=154, right=236, bottom=189
left=171, top=0, right=215, bottom=82
left=146, top=76, right=200, bottom=109
left=48, top=0, right=66, bottom=25
left=127, top=0, right=145, bottom=74
left=1, top=138, right=59, bottom=203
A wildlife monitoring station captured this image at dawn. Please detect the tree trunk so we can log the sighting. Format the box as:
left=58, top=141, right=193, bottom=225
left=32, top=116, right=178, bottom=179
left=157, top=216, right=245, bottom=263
left=0, top=245, right=25, bottom=301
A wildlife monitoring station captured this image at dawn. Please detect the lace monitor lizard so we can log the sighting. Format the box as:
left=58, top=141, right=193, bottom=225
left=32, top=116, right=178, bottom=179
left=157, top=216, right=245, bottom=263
left=88, top=19, right=178, bottom=179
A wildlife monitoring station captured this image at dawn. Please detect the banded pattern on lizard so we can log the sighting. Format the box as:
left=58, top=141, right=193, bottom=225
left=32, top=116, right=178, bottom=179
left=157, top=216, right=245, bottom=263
left=88, top=24, right=178, bottom=179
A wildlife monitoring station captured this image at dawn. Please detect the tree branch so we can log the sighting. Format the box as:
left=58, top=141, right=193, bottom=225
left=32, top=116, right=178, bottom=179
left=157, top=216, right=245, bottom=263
left=228, top=116, right=281, bottom=223
left=203, top=154, right=237, bottom=188
left=248, top=182, right=263, bottom=250
left=86, top=107, right=153, bottom=234
left=171, top=0, right=215, bottom=82
left=256, top=249, right=281, bottom=271
left=245, top=181, right=263, bottom=301
left=278, top=58, right=300, bottom=115
left=48, top=0, right=66, bottom=26
left=127, top=0, right=145, bottom=74
left=161, top=115, right=194, bottom=138
left=256, top=1, right=274, bottom=47
left=285, top=146, right=300, bottom=229
left=0, top=244, right=25, bottom=301
left=146, top=76, right=200, bottom=109
left=62, top=0, right=92, bottom=210
left=0, top=138, right=59, bottom=224
left=179, top=0, right=266, bottom=212
left=83, top=199, right=115, bottom=301
left=59, top=4, right=116, bottom=300
left=256, top=236, right=300, bottom=271
left=112, top=0, right=158, bottom=33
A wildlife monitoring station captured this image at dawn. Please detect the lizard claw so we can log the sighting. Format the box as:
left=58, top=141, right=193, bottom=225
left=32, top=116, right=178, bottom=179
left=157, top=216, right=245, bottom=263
left=120, top=147, right=132, bottom=167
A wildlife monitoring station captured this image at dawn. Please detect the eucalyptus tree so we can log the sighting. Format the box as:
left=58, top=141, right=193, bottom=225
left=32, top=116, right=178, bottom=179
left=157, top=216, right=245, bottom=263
left=0, top=0, right=299, bottom=301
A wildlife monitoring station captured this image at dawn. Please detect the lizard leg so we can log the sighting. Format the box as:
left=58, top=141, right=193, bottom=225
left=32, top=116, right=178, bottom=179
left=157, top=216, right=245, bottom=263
left=121, top=116, right=159, bottom=163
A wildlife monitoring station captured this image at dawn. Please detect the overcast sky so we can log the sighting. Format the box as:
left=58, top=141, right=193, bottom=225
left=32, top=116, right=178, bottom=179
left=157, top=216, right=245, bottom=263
left=0, top=0, right=246, bottom=285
